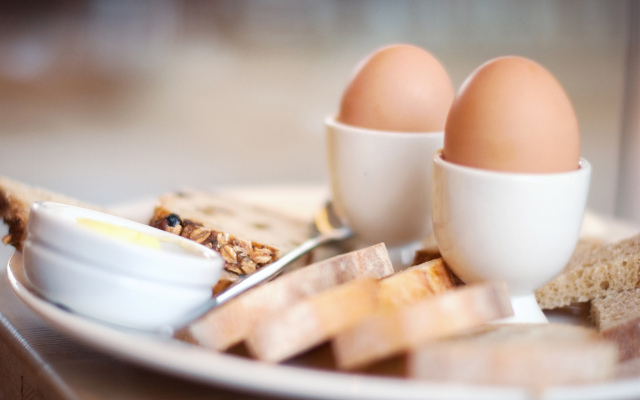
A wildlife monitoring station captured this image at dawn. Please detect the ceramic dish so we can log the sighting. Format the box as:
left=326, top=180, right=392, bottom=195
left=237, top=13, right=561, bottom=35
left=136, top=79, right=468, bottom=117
left=8, top=251, right=640, bottom=400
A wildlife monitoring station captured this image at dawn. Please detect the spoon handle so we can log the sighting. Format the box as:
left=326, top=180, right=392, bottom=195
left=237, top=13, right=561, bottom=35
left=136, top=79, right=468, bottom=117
left=216, top=225, right=352, bottom=306
left=168, top=225, right=353, bottom=332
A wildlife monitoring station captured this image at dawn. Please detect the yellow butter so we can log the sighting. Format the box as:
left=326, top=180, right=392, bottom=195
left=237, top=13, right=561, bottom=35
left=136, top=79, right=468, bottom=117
left=77, top=218, right=161, bottom=250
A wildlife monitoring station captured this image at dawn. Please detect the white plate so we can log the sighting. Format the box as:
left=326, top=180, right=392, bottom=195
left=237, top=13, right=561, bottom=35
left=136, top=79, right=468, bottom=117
left=9, top=250, right=640, bottom=400
left=7, top=188, right=640, bottom=400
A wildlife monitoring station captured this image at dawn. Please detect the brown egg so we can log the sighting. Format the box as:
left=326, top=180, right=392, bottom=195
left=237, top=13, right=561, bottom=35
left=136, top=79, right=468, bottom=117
left=443, top=56, right=580, bottom=173
left=337, top=44, right=454, bottom=132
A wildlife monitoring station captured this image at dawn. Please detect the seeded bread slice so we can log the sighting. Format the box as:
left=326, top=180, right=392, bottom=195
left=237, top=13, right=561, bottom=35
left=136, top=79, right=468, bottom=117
left=535, top=235, right=640, bottom=309
left=409, top=324, right=618, bottom=387
left=150, top=190, right=312, bottom=277
left=0, top=176, right=105, bottom=251
left=591, top=287, right=640, bottom=361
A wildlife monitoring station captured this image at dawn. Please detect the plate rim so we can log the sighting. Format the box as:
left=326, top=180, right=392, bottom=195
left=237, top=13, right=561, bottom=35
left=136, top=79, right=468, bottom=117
left=8, top=250, right=640, bottom=400
left=7, top=250, right=536, bottom=400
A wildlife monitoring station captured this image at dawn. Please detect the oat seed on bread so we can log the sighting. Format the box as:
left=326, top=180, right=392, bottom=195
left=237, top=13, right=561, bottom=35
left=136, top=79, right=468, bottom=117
left=0, top=176, right=105, bottom=251
left=535, top=235, right=640, bottom=309
left=150, top=190, right=311, bottom=276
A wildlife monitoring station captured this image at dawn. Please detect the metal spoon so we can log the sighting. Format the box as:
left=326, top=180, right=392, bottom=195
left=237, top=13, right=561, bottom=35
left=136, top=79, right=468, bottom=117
left=166, top=201, right=353, bottom=332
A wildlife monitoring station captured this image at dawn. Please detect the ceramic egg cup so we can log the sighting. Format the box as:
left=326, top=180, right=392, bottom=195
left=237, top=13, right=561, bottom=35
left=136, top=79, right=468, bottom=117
left=431, top=150, right=591, bottom=323
left=325, top=116, right=444, bottom=268
left=23, top=202, right=224, bottom=331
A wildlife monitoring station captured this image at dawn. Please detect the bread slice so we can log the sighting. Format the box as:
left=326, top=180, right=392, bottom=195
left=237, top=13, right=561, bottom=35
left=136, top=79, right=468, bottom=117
left=0, top=176, right=105, bottom=251
left=534, top=235, right=640, bottom=309
left=378, top=258, right=455, bottom=311
left=149, top=190, right=313, bottom=285
left=332, top=282, right=512, bottom=371
left=409, top=323, right=618, bottom=387
left=244, top=258, right=456, bottom=363
left=177, top=243, right=394, bottom=351
left=591, top=287, right=640, bottom=361
left=246, top=277, right=380, bottom=363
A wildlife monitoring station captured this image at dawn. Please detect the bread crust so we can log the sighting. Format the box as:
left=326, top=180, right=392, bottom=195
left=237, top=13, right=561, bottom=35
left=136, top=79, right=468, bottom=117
left=0, top=176, right=104, bottom=251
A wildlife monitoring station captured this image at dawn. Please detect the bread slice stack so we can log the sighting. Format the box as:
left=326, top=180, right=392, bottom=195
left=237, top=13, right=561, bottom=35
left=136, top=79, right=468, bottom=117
left=243, top=258, right=456, bottom=363
left=178, top=243, right=395, bottom=351
left=333, top=282, right=513, bottom=371
left=0, top=176, right=106, bottom=251
left=150, top=190, right=313, bottom=293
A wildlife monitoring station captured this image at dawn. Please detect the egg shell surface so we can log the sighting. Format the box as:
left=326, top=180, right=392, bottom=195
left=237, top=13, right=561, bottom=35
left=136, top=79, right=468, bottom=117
left=443, top=56, right=580, bottom=173
left=337, top=44, right=454, bottom=133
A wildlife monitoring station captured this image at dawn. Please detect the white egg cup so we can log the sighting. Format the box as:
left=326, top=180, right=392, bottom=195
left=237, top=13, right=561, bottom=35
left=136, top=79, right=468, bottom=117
left=325, top=116, right=444, bottom=269
left=431, top=150, right=591, bottom=323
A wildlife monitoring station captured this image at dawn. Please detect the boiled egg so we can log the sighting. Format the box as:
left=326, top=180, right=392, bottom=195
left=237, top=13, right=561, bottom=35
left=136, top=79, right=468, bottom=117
left=337, top=44, right=454, bottom=132
left=443, top=56, right=580, bottom=173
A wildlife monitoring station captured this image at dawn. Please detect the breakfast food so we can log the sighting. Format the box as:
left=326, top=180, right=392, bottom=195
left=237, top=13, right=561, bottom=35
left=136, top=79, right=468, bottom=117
left=177, top=243, right=394, bottom=351
left=536, top=235, right=639, bottom=309
left=378, top=258, right=455, bottom=311
left=591, top=287, right=640, bottom=361
left=433, top=56, right=590, bottom=323
left=246, top=277, right=380, bottom=363
left=444, top=56, right=580, bottom=173
left=246, top=258, right=456, bottom=363
left=332, top=282, right=513, bottom=371
left=337, top=44, right=454, bottom=132
left=409, top=324, right=618, bottom=387
left=0, top=176, right=105, bottom=251
left=150, top=190, right=312, bottom=291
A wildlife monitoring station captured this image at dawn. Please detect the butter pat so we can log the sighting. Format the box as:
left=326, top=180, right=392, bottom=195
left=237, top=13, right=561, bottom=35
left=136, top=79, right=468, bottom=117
left=77, top=217, right=161, bottom=250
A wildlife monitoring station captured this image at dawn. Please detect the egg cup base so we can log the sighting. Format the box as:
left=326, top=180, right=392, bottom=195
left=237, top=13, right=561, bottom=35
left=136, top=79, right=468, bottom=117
left=493, top=292, right=548, bottom=324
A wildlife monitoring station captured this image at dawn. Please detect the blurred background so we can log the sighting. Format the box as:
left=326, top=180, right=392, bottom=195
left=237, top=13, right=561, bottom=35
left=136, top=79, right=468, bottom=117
left=0, top=0, right=637, bottom=221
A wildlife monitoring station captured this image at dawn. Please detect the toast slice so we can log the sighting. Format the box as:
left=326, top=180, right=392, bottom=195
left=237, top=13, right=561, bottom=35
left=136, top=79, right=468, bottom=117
left=245, top=258, right=456, bottom=363
left=535, top=235, right=640, bottom=309
left=332, top=282, right=513, bottom=371
left=378, top=258, right=455, bottom=311
left=149, top=190, right=313, bottom=286
left=409, top=324, right=618, bottom=387
left=591, top=286, right=640, bottom=361
left=246, top=278, right=380, bottom=363
left=0, top=176, right=105, bottom=251
left=177, top=243, right=394, bottom=351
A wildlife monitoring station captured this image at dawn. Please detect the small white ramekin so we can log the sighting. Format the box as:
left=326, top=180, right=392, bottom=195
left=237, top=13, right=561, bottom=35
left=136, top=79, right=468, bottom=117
left=22, top=202, right=224, bottom=330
